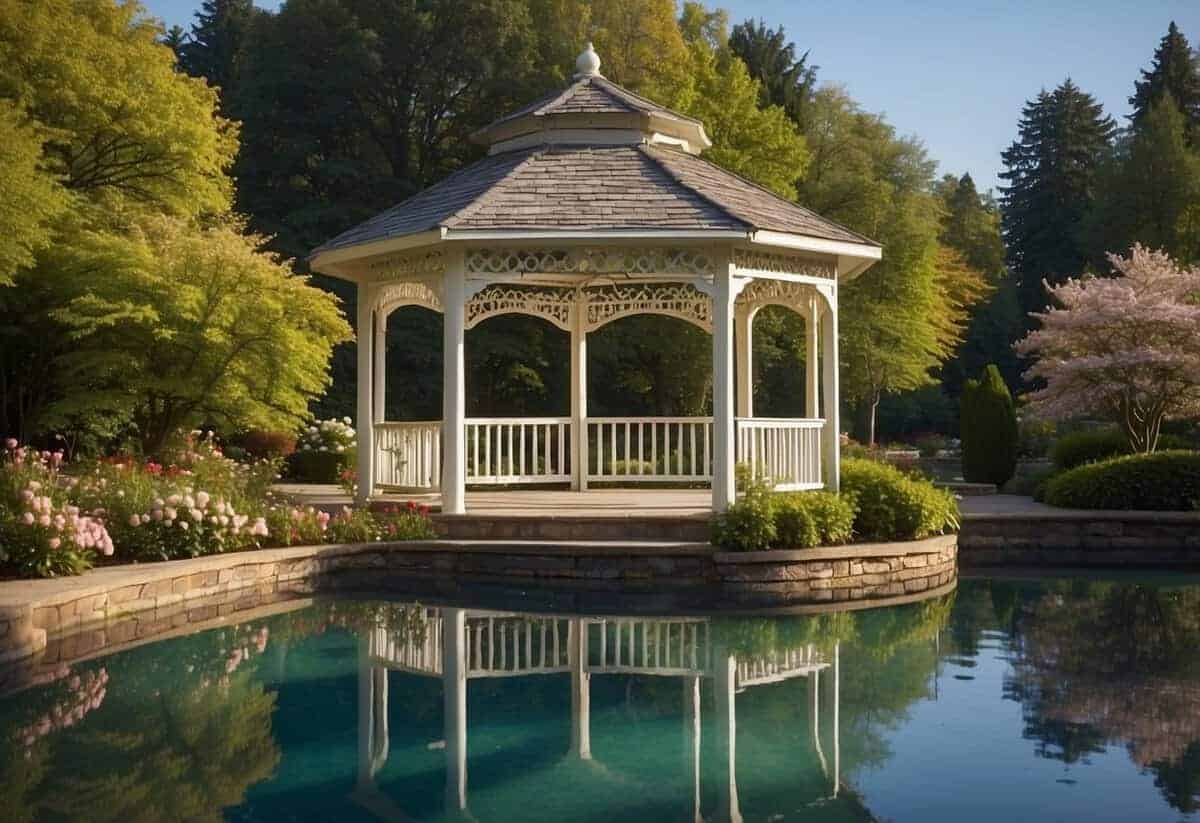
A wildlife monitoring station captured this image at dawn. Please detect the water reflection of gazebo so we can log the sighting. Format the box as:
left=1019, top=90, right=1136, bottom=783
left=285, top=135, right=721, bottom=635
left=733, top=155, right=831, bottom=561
left=309, top=44, right=881, bottom=515
left=351, top=608, right=841, bottom=822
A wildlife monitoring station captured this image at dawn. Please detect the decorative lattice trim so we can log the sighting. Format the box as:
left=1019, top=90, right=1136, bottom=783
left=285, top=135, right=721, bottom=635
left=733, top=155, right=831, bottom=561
left=369, top=249, right=446, bottom=280
left=376, top=281, right=443, bottom=315
left=465, top=247, right=715, bottom=277
left=585, top=282, right=711, bottom=332
left=465, top=285, right=575, bottom=331
left=736, top=278, right=819, bottom=316
left=732, top=248, right=836, bottom=280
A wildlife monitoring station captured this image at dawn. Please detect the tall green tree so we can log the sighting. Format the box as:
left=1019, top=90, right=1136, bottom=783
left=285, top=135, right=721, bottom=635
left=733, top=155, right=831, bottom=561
left=1087, top=96, right=1200, bottom=264
left=934, top=173, right=1019, bottom=393
left=728, top=18, right=818, bottom=131
left=177, top=0, right=263, bottom=113
left=1130, top=21, right=1200, bottom=135
left=1000, top=80, right=1115, bottom=324
left=0, top=100, right=66, bottom=286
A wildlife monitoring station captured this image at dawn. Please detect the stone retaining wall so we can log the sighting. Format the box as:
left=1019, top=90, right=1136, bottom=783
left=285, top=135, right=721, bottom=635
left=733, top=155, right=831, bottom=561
left=714, top=534, right=957, bottom=608
left=960, top=512, right=1200, bottom=566
left=0, top=534, right=959, bottom=663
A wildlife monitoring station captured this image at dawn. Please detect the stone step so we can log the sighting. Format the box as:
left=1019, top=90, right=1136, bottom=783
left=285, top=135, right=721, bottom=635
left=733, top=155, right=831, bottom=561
left=433, top=514, right=711, bottom=543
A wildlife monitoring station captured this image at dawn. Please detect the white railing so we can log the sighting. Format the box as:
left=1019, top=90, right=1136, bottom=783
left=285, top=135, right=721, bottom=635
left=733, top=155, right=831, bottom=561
left=466, top=418, right=571, bottom=484
left=375, top=421, right=442, bottom=490
left=736, top=418, right=824, bottom=491
left=586, top=417, right=712, bottom=483
left=736, top=643, right=827, bottom=687
left=466, top=615, right=571, bottom=677
left=587, top=618, right=710, bottom=676
left=369, top=612, right=444, bottom=676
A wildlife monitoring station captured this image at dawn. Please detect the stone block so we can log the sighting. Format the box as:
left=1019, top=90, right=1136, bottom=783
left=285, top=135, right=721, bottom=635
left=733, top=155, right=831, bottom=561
left=902, top=554, right=929, bottom=569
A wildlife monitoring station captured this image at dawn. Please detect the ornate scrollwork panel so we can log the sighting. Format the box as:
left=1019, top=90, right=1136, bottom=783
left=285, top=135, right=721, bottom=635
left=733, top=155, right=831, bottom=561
left=465, top=285, right=575, bottom=331
left=368, top=249, right=446, bottom=281
left=732, top=248, right=836, bottom=280
left=584, top=282, right=712, bottom=332
left=465, top=247, right=715, bottom=278
left=736, top=278, right=819, bottom=318
left=376, top=281, right=443, bottom=316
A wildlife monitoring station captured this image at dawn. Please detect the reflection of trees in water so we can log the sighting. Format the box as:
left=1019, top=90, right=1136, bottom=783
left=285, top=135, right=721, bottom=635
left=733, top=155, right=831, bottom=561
left=1004, top=582, right=1200, bottom=813
left=2, top=621, right=282, bottom=822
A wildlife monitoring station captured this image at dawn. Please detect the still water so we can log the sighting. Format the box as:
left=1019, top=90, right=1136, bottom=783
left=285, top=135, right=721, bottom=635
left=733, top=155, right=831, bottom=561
left=2, top=575, right=1199, bottom=821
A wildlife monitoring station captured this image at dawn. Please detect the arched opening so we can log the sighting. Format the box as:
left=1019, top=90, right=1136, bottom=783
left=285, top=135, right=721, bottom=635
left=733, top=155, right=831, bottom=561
left=749, top=304, right=815, bottom=418
left=588, top=314, right=711, bottom=417
left=465, top=313, right=569, bottom=418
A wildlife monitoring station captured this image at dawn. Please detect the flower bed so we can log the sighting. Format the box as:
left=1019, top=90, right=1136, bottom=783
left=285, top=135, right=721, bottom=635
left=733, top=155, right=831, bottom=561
left=0, top=436, right=435, bottom=579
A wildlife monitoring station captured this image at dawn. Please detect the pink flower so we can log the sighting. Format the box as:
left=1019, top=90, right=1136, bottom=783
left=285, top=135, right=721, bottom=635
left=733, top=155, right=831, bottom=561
left=128, top=514, right=141, bottom=527
left=48, top=538, right=60, bottom=550
left=4, top=438, right=16, bottom=450
left=20, top=512, right=34, bottom=526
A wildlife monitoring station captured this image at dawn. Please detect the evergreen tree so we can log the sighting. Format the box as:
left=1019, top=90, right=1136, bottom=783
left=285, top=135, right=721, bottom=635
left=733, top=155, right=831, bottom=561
left=728, top=18, right=818, bottom=130
left=1087, top=96, right=1200, bottom=264
left=960, top=364, right=1018, bottom=487
left=178, top=0, right=262, bottom=113
left=1130, top=21, right=1200, bottom=135
left=1000, top=80, right=1115, bottom=325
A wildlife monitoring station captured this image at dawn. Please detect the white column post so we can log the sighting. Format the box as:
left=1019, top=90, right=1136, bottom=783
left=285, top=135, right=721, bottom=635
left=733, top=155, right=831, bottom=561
left=684, top=675, right=702, bottom=823
left=715, top=652, right=742, bottom=823
left=569, top=618, right=591, bottom=759
left=570, top=295, right=588, bottom=491
left=820, top=287, right=840, bottom=492
left=443, top=608, right=468, bottom=812
left=805, top=296, right=821, bottom=419
left=373, top=310, right=387, bottom=423
left=735, top=305, right=753, bottom=419
left=442, top=253, right=468, bottom=514
left=712, top=264, right=739, bottom=512
left=355, top=282, right=376, bottom=505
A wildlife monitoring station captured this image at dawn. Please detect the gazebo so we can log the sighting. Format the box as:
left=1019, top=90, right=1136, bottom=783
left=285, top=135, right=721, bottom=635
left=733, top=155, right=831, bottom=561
left=309, top=44, right=881, bottom=514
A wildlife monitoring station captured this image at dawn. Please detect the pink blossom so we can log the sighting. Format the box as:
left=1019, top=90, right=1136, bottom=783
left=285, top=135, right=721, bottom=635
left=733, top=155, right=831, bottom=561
left=21, top=512, right=34, bottom=526
left=48, top=538, right=60, bottom=550
left=3, top=438, right=16, bottom=450
left=128, top=514, right=141, bottom=527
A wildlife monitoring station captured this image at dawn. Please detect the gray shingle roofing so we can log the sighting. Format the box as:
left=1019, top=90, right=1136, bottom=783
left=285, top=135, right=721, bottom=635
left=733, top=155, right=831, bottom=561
left=479, top=75, right=703, bottom=132
left=312, top=143, right=877, bottom=256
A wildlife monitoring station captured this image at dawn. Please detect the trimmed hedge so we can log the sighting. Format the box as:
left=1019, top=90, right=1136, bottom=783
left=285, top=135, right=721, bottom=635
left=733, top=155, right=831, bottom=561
left=1051, top=428, right=1192, bottom=471
left=840, top=458, right=959, bottom=542
left=772, top=491, right=856, bottom=548
left=960, top=364, right=1018, bottom=487
left=1041, top=450, right=1200, bottom=511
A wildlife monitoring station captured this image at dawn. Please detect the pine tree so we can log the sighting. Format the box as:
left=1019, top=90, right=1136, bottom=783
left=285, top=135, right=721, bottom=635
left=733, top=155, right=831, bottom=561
left=1000, top=80, right=1115, bottom=325
left=960, top=365, right=1018, bottom=487
left=1130, top=21, right=1200, bottom=135
left=178, top=0, right=262, bottom=113
left=728, top=18, right=818, bottom=130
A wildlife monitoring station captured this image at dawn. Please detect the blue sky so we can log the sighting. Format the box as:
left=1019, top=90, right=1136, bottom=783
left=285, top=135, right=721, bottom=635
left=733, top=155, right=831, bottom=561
left=143, top=0, right=1200, bottom=194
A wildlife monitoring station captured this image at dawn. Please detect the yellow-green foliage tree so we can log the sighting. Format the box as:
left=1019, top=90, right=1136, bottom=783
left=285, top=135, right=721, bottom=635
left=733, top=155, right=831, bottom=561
left=0, top=101, right=66, bottom=286
left=0, top=0, right=350, bottom=451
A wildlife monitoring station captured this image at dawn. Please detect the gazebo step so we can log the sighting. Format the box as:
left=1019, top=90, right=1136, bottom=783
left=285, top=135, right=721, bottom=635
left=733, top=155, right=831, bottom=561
left=432, top=514, right=712, bottom=543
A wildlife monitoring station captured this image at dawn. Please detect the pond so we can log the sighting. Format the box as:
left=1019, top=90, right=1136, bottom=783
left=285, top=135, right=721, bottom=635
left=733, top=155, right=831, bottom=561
left=2, top=574, right=1199, bottom=821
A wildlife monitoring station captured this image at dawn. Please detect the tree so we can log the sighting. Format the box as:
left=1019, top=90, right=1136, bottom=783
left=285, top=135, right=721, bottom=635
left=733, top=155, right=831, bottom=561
left=1015, top=245, right=1200, bottom=452
left=177, top=0, right=263, bottom=114
left=1086, top=96, right=1200, bottom=264
left=728, top=18, right=818, bottom=131
left=1130, top=21, right=1200, bottom=135
left=960, top=365, right=1018, bottom=487
left=48, top=217, right=351, bottom=456
left=796, top=87, right=986, bottom=444
left=0, top=100, right=66, bottom=286
left=934, top=173, right=1019, bottom=394
left=1000, top=80, right=1115, bottom=324
left=588, top=0, right=690, bottom=102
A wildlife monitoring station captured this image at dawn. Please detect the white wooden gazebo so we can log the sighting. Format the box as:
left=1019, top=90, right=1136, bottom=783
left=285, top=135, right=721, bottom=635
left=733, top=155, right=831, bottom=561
left=310, top=45, right=880, bottom=514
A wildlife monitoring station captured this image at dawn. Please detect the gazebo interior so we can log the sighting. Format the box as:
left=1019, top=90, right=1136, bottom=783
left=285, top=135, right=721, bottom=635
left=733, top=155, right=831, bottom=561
left=309, top=44, right=881, bottom=514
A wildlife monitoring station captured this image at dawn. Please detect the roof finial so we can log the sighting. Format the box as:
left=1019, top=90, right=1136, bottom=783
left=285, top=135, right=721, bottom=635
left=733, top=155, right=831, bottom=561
left=575, top=42, right=602, bottom=79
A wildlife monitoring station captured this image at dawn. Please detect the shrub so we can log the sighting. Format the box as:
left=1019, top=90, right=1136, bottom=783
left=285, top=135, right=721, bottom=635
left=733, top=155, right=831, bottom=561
left=1051, top=428, right=1192, bottom=471
left=960, top=365, right=1018, bottom=487
left=241, top=430, right=297, bottom=460
left=375, top=502, right=439, bottom=540
left=711, top=482, right=777, bottom=551
left=840, top=458, right=959, bottom=542
left=1041, top=451, right=1200, bottom=511
left=772, top=491, right=855, bottom=548
left=289, top=418, right=356, bottom=482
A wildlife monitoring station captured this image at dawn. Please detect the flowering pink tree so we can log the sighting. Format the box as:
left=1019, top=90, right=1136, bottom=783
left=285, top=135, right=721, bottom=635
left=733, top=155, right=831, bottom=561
left=1016, top=245, right=1200, bottom=452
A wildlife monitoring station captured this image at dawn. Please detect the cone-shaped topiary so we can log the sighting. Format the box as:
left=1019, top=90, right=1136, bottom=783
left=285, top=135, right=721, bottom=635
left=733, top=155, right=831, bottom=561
left=960, top=364, right=1018, bottom=487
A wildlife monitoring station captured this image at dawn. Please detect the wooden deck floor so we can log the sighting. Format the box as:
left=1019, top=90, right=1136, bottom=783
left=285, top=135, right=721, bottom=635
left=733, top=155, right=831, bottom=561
left=273, top=484, right=714, bottom=517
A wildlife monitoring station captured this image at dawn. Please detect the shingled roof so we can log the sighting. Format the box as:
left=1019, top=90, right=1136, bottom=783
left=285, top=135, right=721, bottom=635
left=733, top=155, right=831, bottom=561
left=312, top=143, right=875, bottom=256
left=311, top=51, right=878, bottom=260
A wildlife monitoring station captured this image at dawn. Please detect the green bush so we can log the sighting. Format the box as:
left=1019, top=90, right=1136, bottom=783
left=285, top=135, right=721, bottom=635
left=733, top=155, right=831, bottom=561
left=286, top=449, right=346, bottom=482
left=1051, top=428, right=1192, bottom=471
left=960, top=365, right=1018, bottom=487
left=772, top=491, right=855, bottom=548
left=711, top=483, right=777, bottom=551
left=840, top=458, right=959, bottom=541
left=1041, top=451, right=1200, bottom=511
